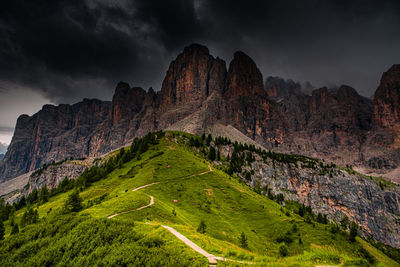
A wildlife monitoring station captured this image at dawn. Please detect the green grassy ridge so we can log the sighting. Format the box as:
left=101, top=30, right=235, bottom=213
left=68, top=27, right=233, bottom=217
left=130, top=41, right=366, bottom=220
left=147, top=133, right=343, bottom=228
left=1, top=131, right=398, bottom=266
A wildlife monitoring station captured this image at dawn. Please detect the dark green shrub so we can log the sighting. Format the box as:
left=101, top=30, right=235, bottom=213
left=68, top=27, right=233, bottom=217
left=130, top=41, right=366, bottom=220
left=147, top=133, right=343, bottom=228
left=20, top=207, right=38, bottom=227
left=279, top=243, right=288, bottom=257
left=208, top=147, right=216, bottom=161
left=11, top=223, right=19, bottom=235
left=276, top=231, right=293, bottom=244
left=0, top=220, right=4, bottom=240
left=239, top=232, right=248, bottom=249
left=197, top=220, right=206, bottom=234
left=349, top=222, right=358, bottom=242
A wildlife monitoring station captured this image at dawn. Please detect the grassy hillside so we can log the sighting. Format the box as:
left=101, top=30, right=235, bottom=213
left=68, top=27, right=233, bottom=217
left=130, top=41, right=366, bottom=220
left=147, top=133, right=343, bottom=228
left=0, top=131, right=398, bottom=266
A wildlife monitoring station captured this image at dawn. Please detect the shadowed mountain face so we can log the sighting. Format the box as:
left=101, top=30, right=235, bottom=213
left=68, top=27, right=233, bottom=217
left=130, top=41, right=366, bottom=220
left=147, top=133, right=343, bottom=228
left=272, top=83, right=374, bottom=166
left=0, top=44, right=399, bottom=182
left=374, top=64, right=400, bottom=129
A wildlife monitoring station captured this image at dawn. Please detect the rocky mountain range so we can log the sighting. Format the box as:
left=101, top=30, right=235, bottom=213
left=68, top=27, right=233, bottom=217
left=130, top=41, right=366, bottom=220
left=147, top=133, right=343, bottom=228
left=0, top=43, right=400, bottom=184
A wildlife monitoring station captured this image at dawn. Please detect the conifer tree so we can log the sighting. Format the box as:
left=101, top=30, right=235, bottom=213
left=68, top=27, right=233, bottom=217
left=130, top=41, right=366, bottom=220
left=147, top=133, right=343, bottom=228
left=208, top=147, right=216, bottom=161
left=197, top=220, right=206, bottom=234
left=0, top=220, right=4, bottom=240
left=349, top=222, right=358, bottom=242
left=39, top=185, right=49, bottom=203
left=64, top=190, right=83, bottom=212
left=11, top=223, right=19, bottom=235
left=239, top=232, right=248, bottom=249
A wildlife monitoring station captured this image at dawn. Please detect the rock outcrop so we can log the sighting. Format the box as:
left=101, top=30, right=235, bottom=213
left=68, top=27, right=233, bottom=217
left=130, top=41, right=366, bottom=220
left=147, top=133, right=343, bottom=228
left=28, top=163, right=86, bottom=192
left=265, top=76, right=302, bottom=100
left=159, top=44, right=226, bottom=110
left=374, top=64, right=400, bottom=129
left=274, top=84, right=374, bottom=167
left=112, top=82, right=147, bottom=126
left=224, top=51, right=265, bottom=98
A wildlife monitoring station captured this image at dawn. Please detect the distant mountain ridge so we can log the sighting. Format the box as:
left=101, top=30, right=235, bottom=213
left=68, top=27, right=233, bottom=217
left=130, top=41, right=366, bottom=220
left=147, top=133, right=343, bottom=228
left=0, top=44, right=399, bottom=183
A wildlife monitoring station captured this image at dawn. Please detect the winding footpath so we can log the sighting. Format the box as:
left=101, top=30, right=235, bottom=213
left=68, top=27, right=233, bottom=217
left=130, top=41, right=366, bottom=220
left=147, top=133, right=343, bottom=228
left=161, top=225, right=219, bottom=265
left=107, top=165, right=212, bottom=219
left=107, top=196, right=154, bottom=219
left=132, top=182, right=159, bottom=192
left=161, top=225, right=253, bottom=266
left=107, top=164, right=253, bottom=265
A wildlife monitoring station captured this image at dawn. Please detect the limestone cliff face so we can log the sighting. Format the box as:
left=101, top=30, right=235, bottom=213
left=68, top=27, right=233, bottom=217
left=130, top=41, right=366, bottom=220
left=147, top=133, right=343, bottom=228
left=0, top=99, right=111, bottom=182
left=265, top=76, right=302, bottom=100
left=307, top=85, right=373, bottom=157
left=157, top=44, right=227, bottom=129
left=262, top=66, right=400, bottom=177
left=374, top=64, right=400, bottom=129
left=224, top=51, right=265, bottom=98
left=159, top=44, right=226, bottom=110
left=274, top=84, right=373, bottom=167
left=28, top=163, right=86, bottom=192
left=222, top=51, right=286, bottom=148
left=112, top=82, right=147, bottom=126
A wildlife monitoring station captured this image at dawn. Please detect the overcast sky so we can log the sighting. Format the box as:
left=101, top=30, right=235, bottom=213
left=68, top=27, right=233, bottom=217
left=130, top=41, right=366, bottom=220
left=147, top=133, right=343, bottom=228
left=0, top=0, right=399, bottom=146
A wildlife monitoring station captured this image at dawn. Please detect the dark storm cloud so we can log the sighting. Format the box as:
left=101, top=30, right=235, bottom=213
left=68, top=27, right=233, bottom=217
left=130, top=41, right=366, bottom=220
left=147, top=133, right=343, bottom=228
left=0, top=0, right=399, bottom=106
left=0, top=0, right=204, bottom=103
left=197, top=0, right=400, bottom=94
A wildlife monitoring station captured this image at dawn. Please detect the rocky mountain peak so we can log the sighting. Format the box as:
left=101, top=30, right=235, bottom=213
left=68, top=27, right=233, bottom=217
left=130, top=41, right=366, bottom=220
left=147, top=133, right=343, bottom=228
left=336, top=84, right=359, bottom=98
left=379, top=64, right=400, bottom=88
left=334, top=85, right=364, bottom=106
left=159, top=43, right=215, bottom=109
left=224, top=51, right=266, bottom=98
left=182, top=43, right=210, bottom=56
left=311, top=87, right=329, bottom=113
left=265, top=76, right=302, bottom=100
left=374, top=64, right=400, bottom=128
left=112, top=82, right=147, bottom=125
left=114, top=81, right=130, bottom=94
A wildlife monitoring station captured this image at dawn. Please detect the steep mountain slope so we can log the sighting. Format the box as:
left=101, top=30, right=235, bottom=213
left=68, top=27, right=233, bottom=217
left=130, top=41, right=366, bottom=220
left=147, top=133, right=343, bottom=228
left=1, top=132, right=397, bottom=266
left=1, top=43, right=400, bottom=186
left=272, top=83, right=373, bottom=165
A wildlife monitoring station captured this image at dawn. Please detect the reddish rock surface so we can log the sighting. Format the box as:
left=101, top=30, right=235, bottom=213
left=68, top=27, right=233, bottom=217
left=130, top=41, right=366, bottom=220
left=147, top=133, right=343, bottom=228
left=267, top=78, right=375, bottom=168
left=374, top=64, right=400, bottom=129
left=265, top=76, right=302, bottom=100
left=159, top=44, right=225, bottom=110
left=112, top=82, right=147, bottom=125
left=0, top=99, right=111, bottom=181
left=224, top=51, right=266, bottom=98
